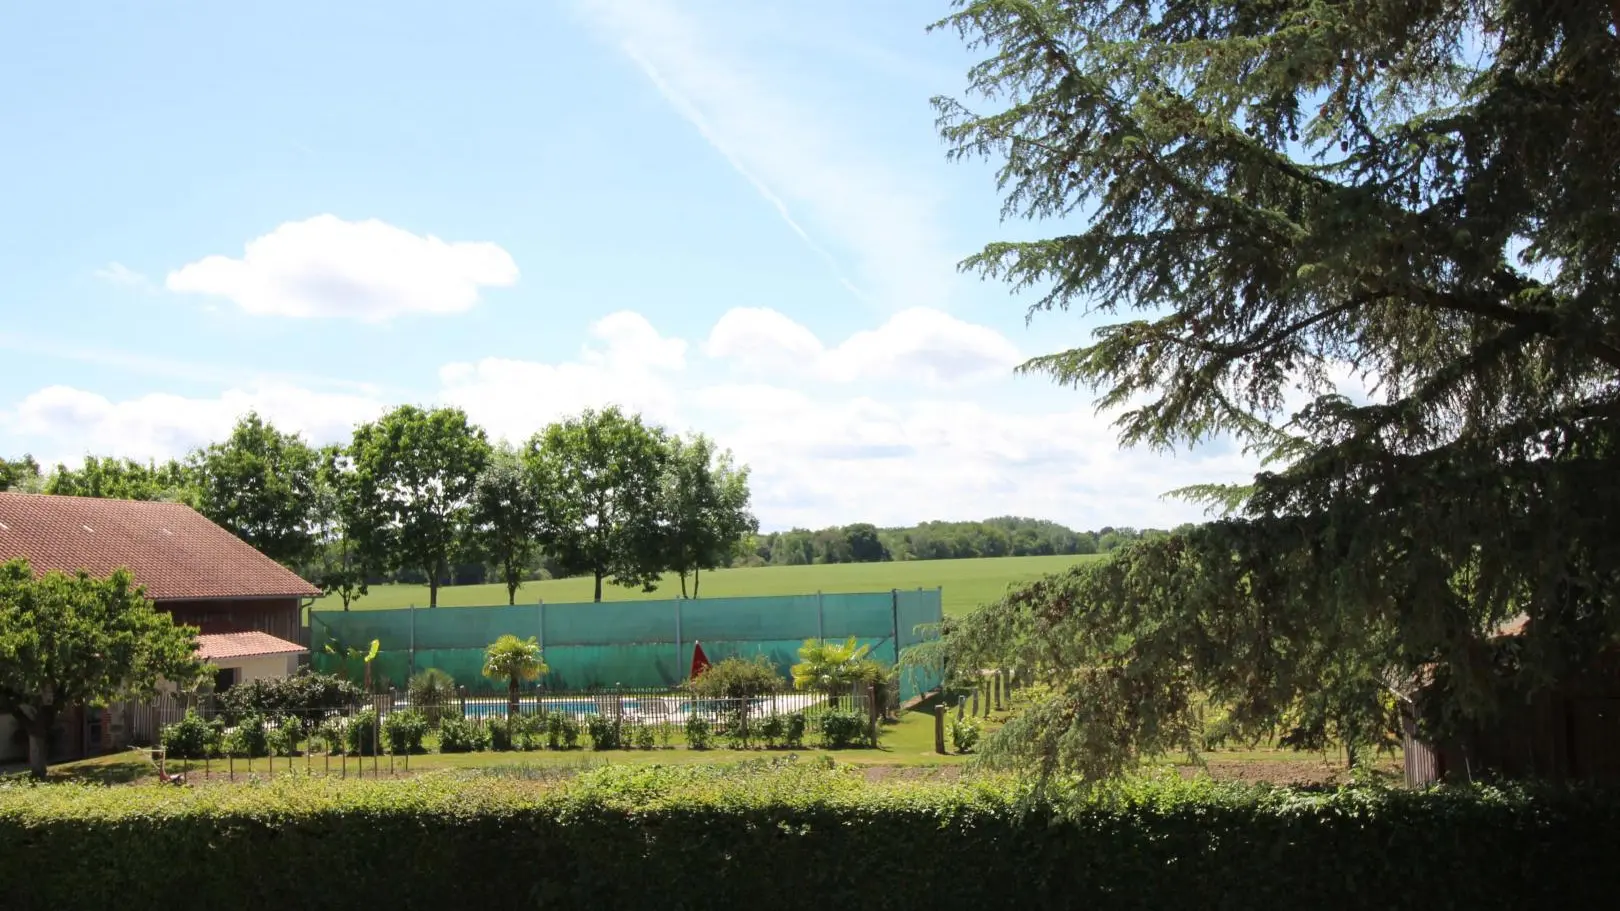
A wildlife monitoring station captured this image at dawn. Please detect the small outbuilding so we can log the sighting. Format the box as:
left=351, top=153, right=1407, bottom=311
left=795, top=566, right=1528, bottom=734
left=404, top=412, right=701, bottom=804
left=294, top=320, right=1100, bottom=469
left=0, top=491, right=321, bottom=761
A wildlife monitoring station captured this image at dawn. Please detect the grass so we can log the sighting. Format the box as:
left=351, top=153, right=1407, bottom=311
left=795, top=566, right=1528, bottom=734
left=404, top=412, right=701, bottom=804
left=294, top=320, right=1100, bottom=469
left=316, top=554, right=1104, bottom=618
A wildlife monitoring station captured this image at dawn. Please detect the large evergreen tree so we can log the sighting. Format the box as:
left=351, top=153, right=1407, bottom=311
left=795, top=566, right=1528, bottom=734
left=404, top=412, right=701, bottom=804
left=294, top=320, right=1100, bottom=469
left=925, top=0, right=1620, bottom=781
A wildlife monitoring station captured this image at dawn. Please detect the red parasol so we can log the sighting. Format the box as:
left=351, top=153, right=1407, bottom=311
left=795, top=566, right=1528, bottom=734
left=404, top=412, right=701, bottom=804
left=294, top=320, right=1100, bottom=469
left=689, top=640, right=711, bottom=679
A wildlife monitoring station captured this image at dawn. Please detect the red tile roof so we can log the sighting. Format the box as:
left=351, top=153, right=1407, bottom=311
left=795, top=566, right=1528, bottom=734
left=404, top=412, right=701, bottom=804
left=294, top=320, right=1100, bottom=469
left=196, top=630, right=307, bottom=661
left=0, top=492, right=322, bottom=601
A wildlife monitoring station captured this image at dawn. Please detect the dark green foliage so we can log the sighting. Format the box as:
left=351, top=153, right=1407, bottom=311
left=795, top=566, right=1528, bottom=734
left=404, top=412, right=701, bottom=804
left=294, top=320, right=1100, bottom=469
left=406, top=668, right=455, bottom=728
left=3, top=773, right=1618, bottom=911
left=543, top=712, right=579, bottom=750
left=683, top=714, right=712, bottom=750
left=631, top=722, right=656, bottom=750
left=511, top=713, right=546, bottom=751
left=436, top=715, right=485, bottom=753
left=747, top=517, right=1131, bottom=566
left=585, top=714, right=622, bottom=751
left=486, top=717, right=513, bottom=752
left=381, top=710, right=427, bottom=755
left=525, top=406, right=670, bottom=602
left=686, top=654, right=782, bottom=700
left=267, top=718, right=302, bottom=757
left=759, top=714, right=786, bottom=748
left=783, top=712, right=807, bottom=749
left=926, top=0, right=1620, bottom=783
left=0, top=455, right=41, bottom=493
left=818, top=711, right=870, bottom=749
left=221, top=715, right=269, bottom=759
left=189, top=412, right=321, bottom=567
left=216, top=670, right=362, bottom=724
left=343, top=710, right=380, bottom=757
left=158, top=709, right=220, bottom=760
left=40, top=455, right=193, bottom=502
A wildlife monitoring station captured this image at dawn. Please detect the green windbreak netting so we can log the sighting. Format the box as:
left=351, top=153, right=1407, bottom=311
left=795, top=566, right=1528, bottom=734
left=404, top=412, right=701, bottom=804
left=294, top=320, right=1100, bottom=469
left=309, top=589, right=945, bottom=702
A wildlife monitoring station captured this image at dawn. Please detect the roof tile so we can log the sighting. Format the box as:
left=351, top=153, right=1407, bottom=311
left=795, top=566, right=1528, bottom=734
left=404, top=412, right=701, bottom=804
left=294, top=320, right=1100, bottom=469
left=196, top=630, right=307, bottom=660
left=0, top=492, right=322, bottom=601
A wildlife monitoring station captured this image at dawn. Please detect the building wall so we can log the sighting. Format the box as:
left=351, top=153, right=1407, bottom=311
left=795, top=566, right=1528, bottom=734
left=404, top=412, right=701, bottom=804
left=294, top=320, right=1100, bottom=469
left=161, top=597, right=303, bottom=642
left=223, top=652, right=300, bottom=683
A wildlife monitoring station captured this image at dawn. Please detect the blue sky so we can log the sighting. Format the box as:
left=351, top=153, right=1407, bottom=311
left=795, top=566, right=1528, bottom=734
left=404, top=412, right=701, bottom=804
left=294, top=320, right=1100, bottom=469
left=0, top=0, right=1257, bottom=531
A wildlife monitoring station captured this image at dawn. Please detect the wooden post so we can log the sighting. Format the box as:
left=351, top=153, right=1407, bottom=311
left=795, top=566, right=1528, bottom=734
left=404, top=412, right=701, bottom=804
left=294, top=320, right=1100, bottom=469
left=971, top=688, right=979, bottom=717
left=933, top=704, right=947, bottom=754
left=956, top=695, right=965, bottom=720
left=866, top=683, right=879, bottom=746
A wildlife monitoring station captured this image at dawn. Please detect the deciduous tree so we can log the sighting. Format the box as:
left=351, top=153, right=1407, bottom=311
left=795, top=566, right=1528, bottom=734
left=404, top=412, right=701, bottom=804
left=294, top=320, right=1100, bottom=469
left=43, top=456, right=193, bottom=502
left=525, top=407, right=667, bottom=602
left=349, top=406, right=491, bottom=608
left=189, top=412, right=321, bottom=567
left=0, top=559, right=203, bottom=779
left=471, top=443, right=542, bottom=606
left=658, top=433, right=758, bottom=598
left=924, top=0, right=1620, bottom=782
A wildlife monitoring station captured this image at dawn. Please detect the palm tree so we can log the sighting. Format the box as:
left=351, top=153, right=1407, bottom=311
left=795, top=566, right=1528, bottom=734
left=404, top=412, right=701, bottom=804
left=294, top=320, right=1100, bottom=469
left=791, top=637, right=885, bottom=708
left=482, top=635, right=548, bottom=718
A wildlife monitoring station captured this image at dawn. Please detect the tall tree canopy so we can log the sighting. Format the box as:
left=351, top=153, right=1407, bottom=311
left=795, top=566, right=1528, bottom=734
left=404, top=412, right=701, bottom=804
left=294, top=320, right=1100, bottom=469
left=42, top=456, right=193, bottom=502
left=308, top=445, right=381, bottom=611
left=350, top=405, right=491, bottom=608
left=189, top=412, right=321, bottom=567
left=472, top=443, right=543, bottom=606
left=926, top=0, right=1620, bottom=781
left=526, top=406, right=668, bottom=602
left=0, top=455, right=41, bottom=493
left=0, top=559, right=203, bottom=779
left=659, top=433, right=758, bottom=598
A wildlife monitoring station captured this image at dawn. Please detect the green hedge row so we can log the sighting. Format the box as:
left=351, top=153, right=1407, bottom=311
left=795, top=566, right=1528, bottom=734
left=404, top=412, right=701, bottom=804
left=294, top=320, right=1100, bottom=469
left=3, top=763, right=1618, bottom=910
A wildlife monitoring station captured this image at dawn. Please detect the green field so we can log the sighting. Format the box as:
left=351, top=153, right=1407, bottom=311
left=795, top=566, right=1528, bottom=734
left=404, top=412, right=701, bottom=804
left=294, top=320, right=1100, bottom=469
left=315, top=554, right=1102, bottom=618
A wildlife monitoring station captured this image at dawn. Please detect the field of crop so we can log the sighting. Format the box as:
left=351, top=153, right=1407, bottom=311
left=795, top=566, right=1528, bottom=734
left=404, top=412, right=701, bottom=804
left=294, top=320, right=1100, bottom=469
left=315, top=554, right=1105, bottom=618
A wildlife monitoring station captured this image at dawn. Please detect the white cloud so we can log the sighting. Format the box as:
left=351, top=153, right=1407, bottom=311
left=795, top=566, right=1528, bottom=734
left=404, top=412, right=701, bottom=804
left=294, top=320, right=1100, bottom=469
left=166, top=215, right=518, bottom=322
left=574, top=0, right=958, bottom=311
left=3, top=384, right=385, bottom=466
left=93, top=261, right=154, bottom=291
left=2, top=308, right=1262, bottom=531
left=438, top=311, right=689, bottom=443
left=705, top=306, right=1021, bottom=387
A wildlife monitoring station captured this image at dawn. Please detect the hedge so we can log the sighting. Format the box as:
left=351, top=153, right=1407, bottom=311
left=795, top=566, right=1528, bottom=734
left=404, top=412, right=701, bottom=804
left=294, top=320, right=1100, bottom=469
left=2, top=762, right=1618, bottom=911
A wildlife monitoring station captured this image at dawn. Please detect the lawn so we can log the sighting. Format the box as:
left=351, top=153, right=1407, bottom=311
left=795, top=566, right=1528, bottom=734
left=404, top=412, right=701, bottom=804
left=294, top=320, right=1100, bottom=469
left=315, top=554, right=1103, bottom=618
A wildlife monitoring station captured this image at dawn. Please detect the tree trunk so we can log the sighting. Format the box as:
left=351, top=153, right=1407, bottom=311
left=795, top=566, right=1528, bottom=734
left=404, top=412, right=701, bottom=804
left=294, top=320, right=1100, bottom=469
left=694, top=567, right=701, bottom=598
left=507, top=569, right=518, bottom=606
left=594, top=569, right=603, bottom=603
left=679, top=571, right=689, bottom=599
left=23, top=705, right=57, bottom=781
left=508, top=678, right=519, bottom=718
left=429, top=572, right=439, bottom=608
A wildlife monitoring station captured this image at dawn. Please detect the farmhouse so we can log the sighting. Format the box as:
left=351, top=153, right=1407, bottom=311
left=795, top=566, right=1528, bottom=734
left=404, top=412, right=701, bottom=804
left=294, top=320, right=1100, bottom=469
left=0, top=491, right=321, bottom=762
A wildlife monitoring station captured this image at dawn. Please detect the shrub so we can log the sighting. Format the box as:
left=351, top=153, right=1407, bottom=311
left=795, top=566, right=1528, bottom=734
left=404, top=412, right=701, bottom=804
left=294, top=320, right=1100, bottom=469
left=656, top=720, right=675, bottom=749
left=783, top=712, right=807, bottom=749
left=222, top=715, right=270, bottom=759
left=724, top=711, right=753, bottom=750
left=686, top=655, right=783, bottom=700
left=632, top=722, right=657, bottom=750
left=317, top=715, right=348, bottom=754
left=950, top=715, right=982, bottom=754
left=487, top=717, right=514, bottom=752
left=437, top=715, right=485, bottom=753
left=586, top=714, right=622, bottom=751
left=819, top=711, right=868, bottom=749
left=759, top=714, right=786, bottom=749
left=512, top=713, right=545, bottom=752
left=407, top=669, right=457, bottom=728
left=159, top=709, right=220, bottom=759
left=267, top=717, right=302, bottom=757
left=4, top=774, right=1620, bottom=911
left=684, top=714, right=712, bottom=750
left=543, top=712, right=575, bottom=750
left=217, top=669, right=363, bottom=723
left=382, top=710, right=428, bottom=755
left=344, top=709, right=380, bottom=757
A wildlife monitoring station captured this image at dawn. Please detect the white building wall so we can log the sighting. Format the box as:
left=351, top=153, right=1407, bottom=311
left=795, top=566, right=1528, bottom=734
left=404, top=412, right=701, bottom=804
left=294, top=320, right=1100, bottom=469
left=227, top=652, right=300, bottom=682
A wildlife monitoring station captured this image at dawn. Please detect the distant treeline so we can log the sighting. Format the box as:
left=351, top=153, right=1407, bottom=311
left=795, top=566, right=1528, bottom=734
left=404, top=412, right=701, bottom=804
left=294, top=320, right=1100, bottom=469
left=739, top=517, right=1186, bottom=566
